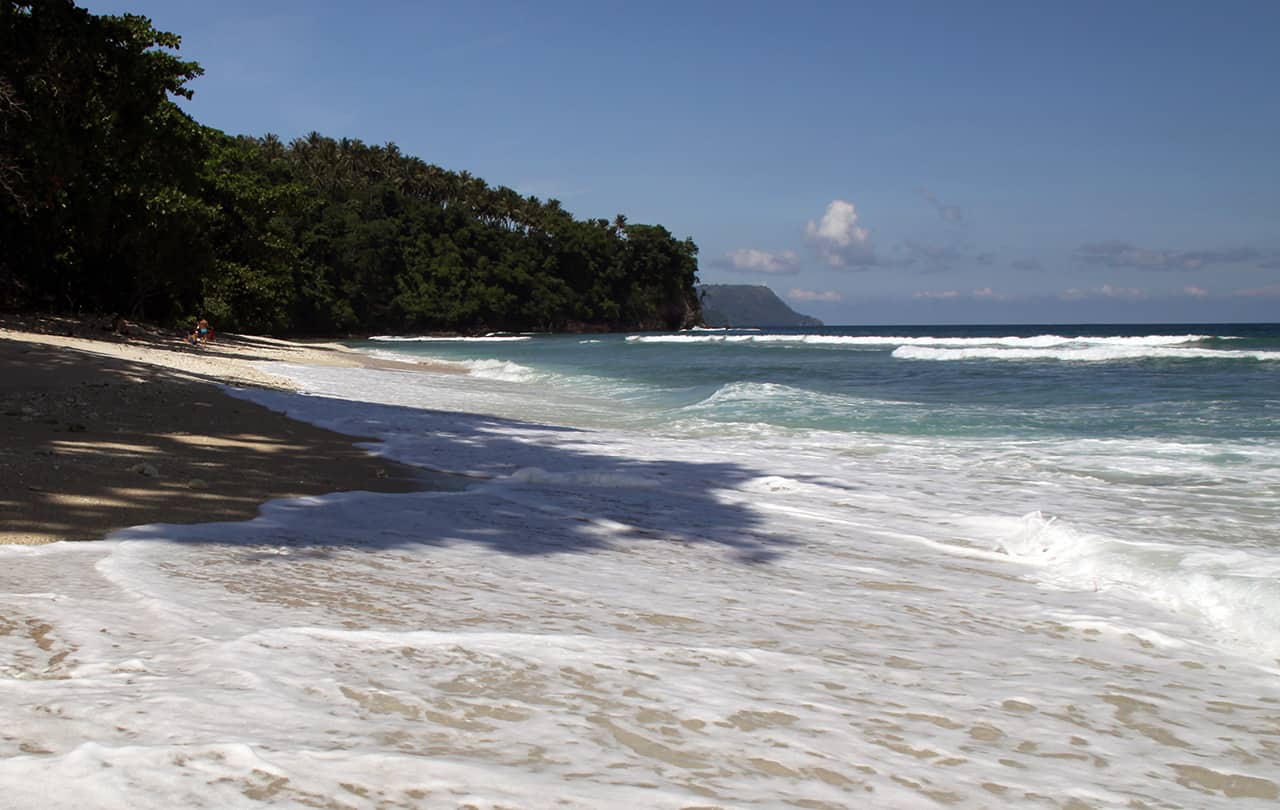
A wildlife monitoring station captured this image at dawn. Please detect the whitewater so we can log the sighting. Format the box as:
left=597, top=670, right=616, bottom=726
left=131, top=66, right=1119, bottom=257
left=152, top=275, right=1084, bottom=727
left=2, top=324, right=1279, bottom=808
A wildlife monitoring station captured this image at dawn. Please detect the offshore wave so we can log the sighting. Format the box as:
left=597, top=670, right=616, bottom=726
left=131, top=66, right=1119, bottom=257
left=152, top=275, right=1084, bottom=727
left=630, top=333, right=889, bottom=346
left=672, top=381, right=897, bottom=428
left=458, top=358, right=540, bottom=382
left=684, top=381, right=843, bottom=409
left=628, top=333, right=1220, bottom=348
left=894, top=344, right=1280, bottom=362
left=369, top=335, right=532, bottom=342
left=363, top=351, right=540, bottom=382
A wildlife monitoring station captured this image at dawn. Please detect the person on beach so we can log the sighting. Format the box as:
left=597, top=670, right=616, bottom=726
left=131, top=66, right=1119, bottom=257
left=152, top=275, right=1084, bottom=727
left=186, top=325, right=200, bottom=346
left=197, top=319, right=212, bottom=344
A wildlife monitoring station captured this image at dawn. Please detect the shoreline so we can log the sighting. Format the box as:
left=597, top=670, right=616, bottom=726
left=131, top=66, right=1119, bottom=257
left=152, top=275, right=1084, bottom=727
left=0, top=313, right=433, bottom=545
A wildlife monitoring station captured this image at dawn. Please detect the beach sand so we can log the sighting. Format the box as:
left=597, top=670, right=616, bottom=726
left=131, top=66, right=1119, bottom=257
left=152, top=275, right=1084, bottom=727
left=0, top=313, right=428, bottom=545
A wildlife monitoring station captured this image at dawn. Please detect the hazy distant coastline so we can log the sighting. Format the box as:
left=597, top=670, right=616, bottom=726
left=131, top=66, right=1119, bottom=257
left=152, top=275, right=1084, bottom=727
left=698, top=284, right=824, bottom=328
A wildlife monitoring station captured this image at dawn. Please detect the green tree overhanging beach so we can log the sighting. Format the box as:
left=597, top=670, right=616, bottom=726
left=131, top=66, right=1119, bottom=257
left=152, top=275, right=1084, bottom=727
left=0, top=0, right=701, bottom=335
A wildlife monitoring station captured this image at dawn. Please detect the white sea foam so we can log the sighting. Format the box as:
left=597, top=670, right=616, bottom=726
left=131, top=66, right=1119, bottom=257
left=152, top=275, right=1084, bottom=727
left=457, top=357, right=539, bottom=382
left=978, top=511, right=1280, bottom=658
left=628, top=332, right=1218, bottom=348
left=673, top=381, right=898, bottom=429
left=3, top=357, right=1278, bottom=808
left=362, top=351, right=542, bottom=382
left=894, top=344, right=1279, bottom=362
left=369, top=334, right=532, bottom=342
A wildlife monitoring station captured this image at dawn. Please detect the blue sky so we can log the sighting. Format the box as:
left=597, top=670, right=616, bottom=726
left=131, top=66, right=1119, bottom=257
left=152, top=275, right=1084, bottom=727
left=86, top=0, right=1280, bottom=324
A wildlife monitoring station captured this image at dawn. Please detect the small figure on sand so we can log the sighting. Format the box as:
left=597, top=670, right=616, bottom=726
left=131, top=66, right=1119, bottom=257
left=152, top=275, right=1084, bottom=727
left=184, top=318, right=213, bottom=347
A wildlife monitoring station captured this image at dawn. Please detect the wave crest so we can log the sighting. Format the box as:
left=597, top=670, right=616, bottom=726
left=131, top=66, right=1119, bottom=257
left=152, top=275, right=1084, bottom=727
left=894, top=344, right=1278, bottom=362
left=627, top=333, right=1222, bottom=349
left=990, top=511, right=1280, bottom=657
left=369, top=335, right=531, bottom=342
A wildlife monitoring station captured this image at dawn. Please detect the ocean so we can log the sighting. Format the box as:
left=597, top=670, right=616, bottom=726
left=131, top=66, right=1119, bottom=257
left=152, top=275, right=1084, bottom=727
left=3, top=324, right=1279, bottom=808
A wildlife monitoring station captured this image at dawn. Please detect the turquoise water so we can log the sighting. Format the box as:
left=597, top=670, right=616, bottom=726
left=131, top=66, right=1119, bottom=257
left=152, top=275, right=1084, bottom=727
left=361, top=323, right=1280, bottom=440
left=7, top=322, right=1269, bottom=807
left=6, top=326, right=1278, bottom=807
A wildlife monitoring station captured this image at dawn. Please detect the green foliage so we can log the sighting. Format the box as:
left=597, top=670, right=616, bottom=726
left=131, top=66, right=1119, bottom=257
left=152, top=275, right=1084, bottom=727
left=0, top=1, right=702, bottom=334
left=0, top=0, right=205, bottom=316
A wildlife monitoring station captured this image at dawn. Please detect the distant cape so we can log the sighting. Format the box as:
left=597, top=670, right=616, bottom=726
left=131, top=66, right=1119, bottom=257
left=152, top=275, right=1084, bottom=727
left=697, top=284, right=824, bottom=328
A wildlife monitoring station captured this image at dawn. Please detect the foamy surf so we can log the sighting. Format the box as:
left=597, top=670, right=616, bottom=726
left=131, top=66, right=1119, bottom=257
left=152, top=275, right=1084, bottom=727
left=975, top=511, right=1280, bottom=659
left=627, top=332, right=1217, bottom=348
left=369, top=334, right=532, bottom=342
left=4, top=322, right=1278, bottom=808
left=895, top=344, right=1280, bottom=362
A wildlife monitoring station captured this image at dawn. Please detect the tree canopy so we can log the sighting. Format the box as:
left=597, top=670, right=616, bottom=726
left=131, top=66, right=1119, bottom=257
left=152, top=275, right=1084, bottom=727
left=0, top=0, right=701, bottom=334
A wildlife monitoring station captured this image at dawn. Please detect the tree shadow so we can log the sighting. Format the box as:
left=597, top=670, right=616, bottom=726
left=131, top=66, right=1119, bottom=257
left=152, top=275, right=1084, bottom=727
left=125, top=389, right=794, bottom=565
left=0, top=336, right=420, bottom=544
left=2, top=334, right=792, bottom=563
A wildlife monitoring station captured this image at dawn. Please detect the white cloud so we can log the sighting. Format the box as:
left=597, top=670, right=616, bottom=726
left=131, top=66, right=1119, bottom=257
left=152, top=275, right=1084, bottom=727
left=788, top=288, right=842, bottom=302
left=1183, top=286, right=1209, bottom=297
left=718, top=248, right=801, bottom=275
left=805, top=200, right=877, bottom=267
left=1060, top=283, right=1145, bottom=301
left=913, top=287, right=1010, bottom=301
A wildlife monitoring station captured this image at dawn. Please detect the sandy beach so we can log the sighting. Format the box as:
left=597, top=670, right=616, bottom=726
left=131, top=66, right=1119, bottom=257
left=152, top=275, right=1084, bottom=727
left=0, top=313, right=425, bottom=545
left=2, top=318, right=1278, bottom=807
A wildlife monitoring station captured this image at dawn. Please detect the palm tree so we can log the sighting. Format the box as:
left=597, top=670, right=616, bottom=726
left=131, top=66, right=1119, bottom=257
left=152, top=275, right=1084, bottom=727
left=259, top=132, right=285, bottom=162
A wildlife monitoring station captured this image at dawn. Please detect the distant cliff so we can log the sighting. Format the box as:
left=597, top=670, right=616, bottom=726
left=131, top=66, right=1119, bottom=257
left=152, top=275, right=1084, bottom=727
left=697, top=285, right=824, bottom=328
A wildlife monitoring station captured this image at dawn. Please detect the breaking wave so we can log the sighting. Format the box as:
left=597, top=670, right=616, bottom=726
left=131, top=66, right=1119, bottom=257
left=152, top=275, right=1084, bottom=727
left=369, top=335, right=532, bottom=342
left=627, top=333, right=1223, bottom=349
left=894, top=344, right=1279, bottom=362
left=986, top=511, right=1280, bottom=658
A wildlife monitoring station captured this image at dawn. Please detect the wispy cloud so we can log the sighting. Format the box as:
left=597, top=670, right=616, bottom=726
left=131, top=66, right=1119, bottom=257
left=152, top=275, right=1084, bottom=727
left=913, top=290, right=960, bottom=299
left=913, top=287, right=1011, bottom=301
left=1011, top=258, right=1041, bottom=271
left=788, top=288, right=842, bottom=302
left=897, top=240, right=966, bottom=270
left=1233, top=284, right=1280, bottom=298
left=1075, top=241, right=1264, bottom=271
left=805, top=200, right=877, bottom=268
left=714, top=248, right=801, bottom=275
left=918, top=188, right=962, bottom=223
left=1059, top=283, right=1146, bottom=301
left=1183, top=286, right=1209, bottom=297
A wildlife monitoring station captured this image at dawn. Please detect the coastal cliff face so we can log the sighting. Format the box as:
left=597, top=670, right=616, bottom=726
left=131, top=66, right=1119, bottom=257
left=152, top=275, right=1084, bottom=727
left=697, top=284, right=823, bottom=328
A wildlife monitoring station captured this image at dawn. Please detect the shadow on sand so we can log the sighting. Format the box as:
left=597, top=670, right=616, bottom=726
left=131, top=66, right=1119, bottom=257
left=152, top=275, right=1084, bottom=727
left=117, top=387, right=795, bottom=565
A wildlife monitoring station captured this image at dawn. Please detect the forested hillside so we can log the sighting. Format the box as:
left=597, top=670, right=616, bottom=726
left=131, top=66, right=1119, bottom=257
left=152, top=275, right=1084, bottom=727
left=0, top=1, right=701, bottom=334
